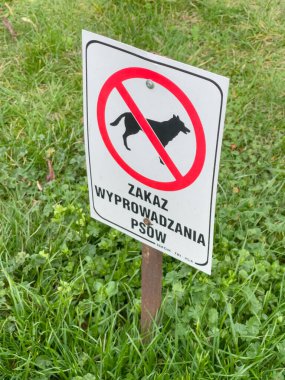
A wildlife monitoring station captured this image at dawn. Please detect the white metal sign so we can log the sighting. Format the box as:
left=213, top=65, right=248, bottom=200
left=82, top=30, right=229, bottom=274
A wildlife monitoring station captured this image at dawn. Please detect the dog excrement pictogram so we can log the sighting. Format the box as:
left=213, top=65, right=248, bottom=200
left=110, top=113, right=190, bottom=165
left=97, top=67, right=206, bottom=191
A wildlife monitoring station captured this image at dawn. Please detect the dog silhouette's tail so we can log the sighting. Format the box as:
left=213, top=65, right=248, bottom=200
left=110, top=112, right=129, bottom=126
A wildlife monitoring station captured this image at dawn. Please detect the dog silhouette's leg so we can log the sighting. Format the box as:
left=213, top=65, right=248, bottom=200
left=159, top=157, right=165, bottom=165
left=123, top=132, right=131, bottom=151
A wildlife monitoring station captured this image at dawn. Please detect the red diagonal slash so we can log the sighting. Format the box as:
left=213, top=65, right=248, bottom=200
left=116, top=82, right=183, bottom=180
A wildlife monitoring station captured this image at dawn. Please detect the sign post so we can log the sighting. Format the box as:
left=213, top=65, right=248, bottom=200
left=141, top=244, right=162, bottom=341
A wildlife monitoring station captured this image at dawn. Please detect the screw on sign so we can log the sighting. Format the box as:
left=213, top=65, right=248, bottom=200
left=97, top=67, right=206, bottom=191
left=146, top=79, right=155, bottom=89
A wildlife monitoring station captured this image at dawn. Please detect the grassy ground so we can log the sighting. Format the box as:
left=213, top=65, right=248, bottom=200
left=0, top=0, right=284, bottom=379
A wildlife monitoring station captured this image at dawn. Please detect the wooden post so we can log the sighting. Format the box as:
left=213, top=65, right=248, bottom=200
left=141, top=244, right=163, bottom=341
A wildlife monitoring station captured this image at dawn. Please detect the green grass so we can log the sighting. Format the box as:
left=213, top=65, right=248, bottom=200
left=0, top=0, right=284, bottom=379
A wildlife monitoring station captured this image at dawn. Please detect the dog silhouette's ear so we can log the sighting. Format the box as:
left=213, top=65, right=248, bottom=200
left=173, top=114, right=175, bottom=118
left=177, top=115, right=180, bottom=120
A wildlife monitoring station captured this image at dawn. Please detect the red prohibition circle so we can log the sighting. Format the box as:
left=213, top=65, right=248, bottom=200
left=97, top=67, right=206, bottom=191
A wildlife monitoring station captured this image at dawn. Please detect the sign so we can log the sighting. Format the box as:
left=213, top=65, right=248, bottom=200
left=83, top=31, right=229, bottom=274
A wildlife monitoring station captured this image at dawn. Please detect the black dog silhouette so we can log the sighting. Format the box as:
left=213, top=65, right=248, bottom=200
left=110, top=112, right=190, bottom=164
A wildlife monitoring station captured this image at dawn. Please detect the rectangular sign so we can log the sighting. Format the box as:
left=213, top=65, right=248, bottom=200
left=82, top=30, right=229, bottom=274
